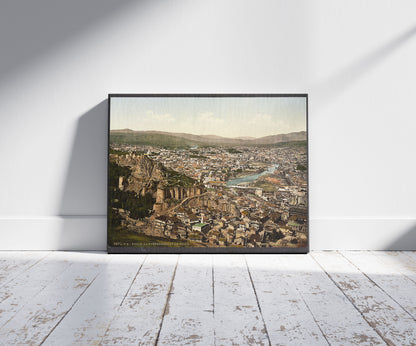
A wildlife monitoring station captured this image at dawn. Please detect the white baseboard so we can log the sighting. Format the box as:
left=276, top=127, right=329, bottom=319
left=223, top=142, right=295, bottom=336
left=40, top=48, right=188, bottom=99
left=0, top=216, right=106, bottom=251
left=310, top=218, right=416, bottom=250
left=0, top=217, right=415, bottom=251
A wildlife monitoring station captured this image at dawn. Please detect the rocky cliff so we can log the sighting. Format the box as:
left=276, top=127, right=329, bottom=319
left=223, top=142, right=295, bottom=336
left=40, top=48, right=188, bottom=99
left=110, top=153, right=204, bottom=210
left=112, top=153, right=164, bottom=196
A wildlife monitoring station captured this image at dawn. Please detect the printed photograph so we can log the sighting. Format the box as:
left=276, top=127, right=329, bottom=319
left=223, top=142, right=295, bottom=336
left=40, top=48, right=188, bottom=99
left=108, top=95, right=308, bottom=252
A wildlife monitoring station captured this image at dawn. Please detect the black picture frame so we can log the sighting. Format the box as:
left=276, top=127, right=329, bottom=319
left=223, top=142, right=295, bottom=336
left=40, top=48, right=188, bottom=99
left=107, top=94, right=309, bottom=254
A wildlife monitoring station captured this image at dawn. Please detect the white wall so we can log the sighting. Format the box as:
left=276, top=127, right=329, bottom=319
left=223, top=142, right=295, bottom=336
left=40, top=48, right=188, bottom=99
left=0, top=0, right=415, bottom=250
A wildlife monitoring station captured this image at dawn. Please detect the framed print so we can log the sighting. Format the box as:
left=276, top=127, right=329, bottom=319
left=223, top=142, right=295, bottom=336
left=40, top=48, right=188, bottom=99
left=107, top=94, right=308, bottom=253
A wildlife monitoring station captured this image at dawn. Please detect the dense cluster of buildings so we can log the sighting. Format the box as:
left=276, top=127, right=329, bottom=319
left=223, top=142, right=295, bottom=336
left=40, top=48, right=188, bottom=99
left=111, top=143, right=308, bottom=248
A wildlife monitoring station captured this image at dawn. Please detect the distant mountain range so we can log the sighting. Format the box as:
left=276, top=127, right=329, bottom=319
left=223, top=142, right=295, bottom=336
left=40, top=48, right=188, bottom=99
left=110, top=129, right=306, bottom=147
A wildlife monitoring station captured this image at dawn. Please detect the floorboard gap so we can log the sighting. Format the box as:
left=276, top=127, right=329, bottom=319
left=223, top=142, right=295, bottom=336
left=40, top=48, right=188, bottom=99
left=311, top=252, right=390, bottom=345
left=39, top=270, right=101, bottom=345
left=154, top=255, right=180, bottom=346
left=119, top=255, right=148, bottom=307
left=97, top=255, right=149, bottom=344
left=339, top=251, right=416, bottom=322
left=244, top=255, right=272, bottom=346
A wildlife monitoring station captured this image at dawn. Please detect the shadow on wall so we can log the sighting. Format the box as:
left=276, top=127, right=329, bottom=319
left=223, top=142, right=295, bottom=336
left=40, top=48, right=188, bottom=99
left=311, top=24, right=416, bottom=110
left=56, top=100, right=416, bottom=251
left=0, top=0, right=139, bottom=82
left=59, top=100, right=108, bottom=216
left=58, top=100, right=108, bottom=250
left=385, top=223, right=416, bottom=251
left=308, top=23, right=416, bottom=251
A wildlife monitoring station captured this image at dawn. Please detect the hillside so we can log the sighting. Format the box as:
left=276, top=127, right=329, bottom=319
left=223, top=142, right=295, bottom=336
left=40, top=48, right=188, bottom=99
left=109, top=153, right=204, bottom=215
left=110, top=129, right=306, bottom=148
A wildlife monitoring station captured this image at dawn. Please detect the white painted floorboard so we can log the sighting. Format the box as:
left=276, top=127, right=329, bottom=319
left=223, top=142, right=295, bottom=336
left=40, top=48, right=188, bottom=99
left=0, top=252, right=108, bottom=345
left=0, top=251, right=415, bottom=345
left=101, top=255, right=178, bottom=345
left=341, top=251, right=416, bottom=320
left=373, top=251, right=416, bottom=283
left=312, top=251, right=416, bottom=345
left=157, top=255, right=214, bottom=346
left=0, top=252, right=72, bottom=329
left=213, top=255, right=269, bottom=345
left=0, top=252, right=49, bottom=288
left=43, top=254, right=146, bottom=345
left=245, top=255, right=327, bottom=345
left=280, top=254, right=384, bottom=345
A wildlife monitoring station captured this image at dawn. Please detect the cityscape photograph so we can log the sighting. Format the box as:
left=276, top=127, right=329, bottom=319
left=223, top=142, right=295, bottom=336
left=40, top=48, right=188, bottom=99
left=108, top=95, right=308, bottom=251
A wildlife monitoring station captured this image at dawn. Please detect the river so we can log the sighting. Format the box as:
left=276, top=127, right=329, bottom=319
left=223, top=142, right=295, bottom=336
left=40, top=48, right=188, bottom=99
left=226, top=164, right=279, bottom=187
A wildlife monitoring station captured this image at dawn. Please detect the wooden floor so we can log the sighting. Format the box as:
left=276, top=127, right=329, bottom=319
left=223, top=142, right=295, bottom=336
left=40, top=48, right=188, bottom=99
left=0, top=252, right=415, bottom=345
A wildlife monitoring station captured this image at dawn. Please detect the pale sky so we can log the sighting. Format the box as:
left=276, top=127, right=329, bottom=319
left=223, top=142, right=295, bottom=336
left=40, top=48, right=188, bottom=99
left=110, top=96, right=307, bottom=138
